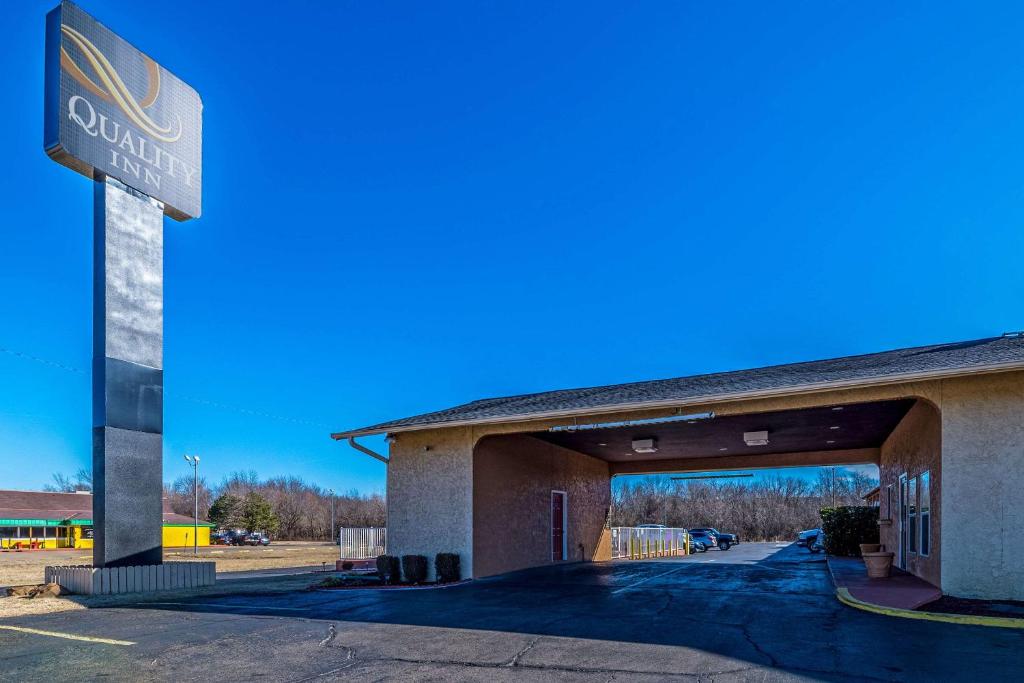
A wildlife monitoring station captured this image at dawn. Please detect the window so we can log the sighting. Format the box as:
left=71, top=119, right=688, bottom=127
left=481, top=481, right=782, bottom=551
left=908, top=476, right=918, bottom=553
left=920, top=471, right=931, bottom=556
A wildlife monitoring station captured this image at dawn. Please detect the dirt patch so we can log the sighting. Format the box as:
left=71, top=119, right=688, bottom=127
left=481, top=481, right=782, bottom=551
left=0, top=571, right=326, bottom=619
left=919, top=595, right=1024, bottom=619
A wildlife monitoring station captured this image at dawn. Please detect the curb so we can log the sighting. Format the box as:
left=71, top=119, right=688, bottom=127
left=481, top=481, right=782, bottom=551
left=835, top=587, right=1024, bottom=629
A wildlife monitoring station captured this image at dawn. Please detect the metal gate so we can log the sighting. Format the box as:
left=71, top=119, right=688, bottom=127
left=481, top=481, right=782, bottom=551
left=339, top=526, right=387, bottom=559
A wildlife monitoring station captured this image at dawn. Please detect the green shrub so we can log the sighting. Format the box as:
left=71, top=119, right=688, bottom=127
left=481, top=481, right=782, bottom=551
left=820, top=506, right=879, bottom=557
left=376, top=554, right=401, bottom=584
left=402, top=555, right=428, bottom=584
left=435, top=553, right=461, bottom=583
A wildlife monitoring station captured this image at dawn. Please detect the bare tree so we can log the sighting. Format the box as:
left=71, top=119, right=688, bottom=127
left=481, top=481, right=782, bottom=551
left=612, top=472, right=877, bottom=542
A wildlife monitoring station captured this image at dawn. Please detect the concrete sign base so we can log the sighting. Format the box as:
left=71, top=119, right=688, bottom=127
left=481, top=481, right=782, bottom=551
left=45, top=562, right=215, bottom=595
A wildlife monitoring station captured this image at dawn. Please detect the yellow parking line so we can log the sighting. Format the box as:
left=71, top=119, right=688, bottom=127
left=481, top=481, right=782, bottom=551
left=0, top=624, right=135, bottom=645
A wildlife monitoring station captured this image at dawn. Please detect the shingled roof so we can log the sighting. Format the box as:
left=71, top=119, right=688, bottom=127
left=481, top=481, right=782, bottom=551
left=331, top=333, right=1024, bottom=439
left=0, top=490, right=212, bottom=525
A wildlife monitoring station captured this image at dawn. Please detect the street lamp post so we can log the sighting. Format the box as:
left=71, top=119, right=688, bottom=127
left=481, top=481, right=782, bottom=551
left=184, top=455, right=200, bottom=556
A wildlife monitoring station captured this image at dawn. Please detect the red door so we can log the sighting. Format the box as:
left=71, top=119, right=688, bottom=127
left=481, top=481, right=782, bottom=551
left=551, top=491, right=565, bottom=561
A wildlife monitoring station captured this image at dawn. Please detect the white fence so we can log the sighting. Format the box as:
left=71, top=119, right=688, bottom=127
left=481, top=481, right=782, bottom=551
left=339, top=526, right=386, bottom=560
left=610, top=527, right=691, bottom=559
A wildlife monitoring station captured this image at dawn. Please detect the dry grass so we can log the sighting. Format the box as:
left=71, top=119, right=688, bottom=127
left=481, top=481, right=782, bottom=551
left=0, top=541, right=339, bottom=588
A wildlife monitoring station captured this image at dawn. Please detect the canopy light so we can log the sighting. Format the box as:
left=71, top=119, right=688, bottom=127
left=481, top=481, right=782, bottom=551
left=631, top=438, right=658, bottom=454
left=548, top=411, right=715, bottom=433
left=743, top=430, right=769, bottom=446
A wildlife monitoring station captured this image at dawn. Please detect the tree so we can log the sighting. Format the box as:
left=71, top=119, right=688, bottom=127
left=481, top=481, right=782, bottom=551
left=240, top=492, right=279, bottom=534
left=208, top=493, right=243, bottom=529
left=43, top=470, right=92, bottom=493
left=166, top=474, right=213, bottom=519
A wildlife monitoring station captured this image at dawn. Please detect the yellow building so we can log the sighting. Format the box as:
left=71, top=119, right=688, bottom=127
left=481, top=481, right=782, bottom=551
left=0, top=490, right=214, bottom=550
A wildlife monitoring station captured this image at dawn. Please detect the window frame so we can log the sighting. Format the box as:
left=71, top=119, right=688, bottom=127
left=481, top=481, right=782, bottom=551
left=919, top=471, right=931, bottom=557
left=908, top=476, right=918, bottom=554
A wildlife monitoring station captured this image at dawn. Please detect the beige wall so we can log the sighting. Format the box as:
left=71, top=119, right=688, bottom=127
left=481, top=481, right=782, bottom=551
left=940, top=372, right=1024, bottom=600
left=473, top=435, right=610, bottom=577
left=878, top=400, right=941, bottom=588
left=387, top=427, right=475, bottom=581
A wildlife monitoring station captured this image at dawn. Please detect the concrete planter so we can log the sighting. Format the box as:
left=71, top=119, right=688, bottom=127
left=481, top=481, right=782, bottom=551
left=45, top=562, right=216, bottom=595
left=859, top=543, right=882, bottom=555
left=862, top=551, right=894, bottom=579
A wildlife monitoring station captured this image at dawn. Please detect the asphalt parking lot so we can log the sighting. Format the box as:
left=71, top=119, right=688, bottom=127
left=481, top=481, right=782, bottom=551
left=1, top=542, right=1022, bottom=681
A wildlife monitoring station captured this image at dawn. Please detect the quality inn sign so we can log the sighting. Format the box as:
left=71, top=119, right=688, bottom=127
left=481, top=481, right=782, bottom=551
left=44, top=1, right=202, bottom=220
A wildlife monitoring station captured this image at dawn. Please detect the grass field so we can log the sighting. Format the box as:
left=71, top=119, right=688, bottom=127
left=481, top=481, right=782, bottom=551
left=0, top=541, right=339, bottom=588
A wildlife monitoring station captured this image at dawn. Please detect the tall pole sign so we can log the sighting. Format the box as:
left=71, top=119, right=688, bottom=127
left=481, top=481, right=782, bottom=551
left=44, top=1, right=202, bottom=568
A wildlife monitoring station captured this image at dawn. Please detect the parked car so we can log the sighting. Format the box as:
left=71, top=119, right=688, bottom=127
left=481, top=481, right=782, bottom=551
left=688, top=529, right=717, bottom=550
left=808, top=531, right=826, bottom=554
left=796, top=528, right=821, bottom=548
left=685, top=532, right=708, bottom=553
left=223, top=529, right=249, bottom=546
left=211, top=530, right=231, bottom=545
left=690, top=527, right=739, bottom=551
left=244, top=532, right=270, bottom=546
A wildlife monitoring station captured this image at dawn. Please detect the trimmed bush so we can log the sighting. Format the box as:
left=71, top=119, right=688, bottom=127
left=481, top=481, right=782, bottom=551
left=435, top=553, right=461, bottom=583
left=820, top=506, right=879, bottom=557
left=402, top=555, right=428, bottom=584
left=376, top=554, right=401, bottom=584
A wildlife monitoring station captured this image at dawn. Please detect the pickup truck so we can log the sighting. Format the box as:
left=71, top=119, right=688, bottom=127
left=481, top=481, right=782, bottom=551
left=689, top=527, right=740, bottom=551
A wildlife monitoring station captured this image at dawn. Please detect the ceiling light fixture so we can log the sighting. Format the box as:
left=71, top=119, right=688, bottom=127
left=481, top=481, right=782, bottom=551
left=743, top=430, right=769, bottom=446
left=830, top=425, right=840, bottom=430
left=826, top=440, right=835, bottom=445
left=719, top=447, right=728, bottom=452
left=832, top=406, right=844, bottom=411
left=631, top=438, right=658, bottom=454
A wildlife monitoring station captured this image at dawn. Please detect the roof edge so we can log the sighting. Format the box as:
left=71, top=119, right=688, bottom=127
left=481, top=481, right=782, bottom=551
left=330, top=360, right=1024, bottom=440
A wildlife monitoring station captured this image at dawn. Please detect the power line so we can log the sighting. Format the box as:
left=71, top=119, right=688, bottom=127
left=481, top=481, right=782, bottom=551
left=0, top=343, right=334, bottom=430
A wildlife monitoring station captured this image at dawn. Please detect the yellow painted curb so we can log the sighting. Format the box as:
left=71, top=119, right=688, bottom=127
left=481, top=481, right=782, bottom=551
left=835, top=587, right=1024, bottom=629
left=0, top=624, right=135, bottom=645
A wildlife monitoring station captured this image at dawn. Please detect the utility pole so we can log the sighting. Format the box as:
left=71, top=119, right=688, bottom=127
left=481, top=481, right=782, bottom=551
left=184, top=455, right=200, bottom=556
left=329, top=489, right=336, bottom=544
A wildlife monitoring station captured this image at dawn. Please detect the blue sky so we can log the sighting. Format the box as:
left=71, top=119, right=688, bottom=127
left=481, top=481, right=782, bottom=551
left=2, top=1, right=1022, bottom=494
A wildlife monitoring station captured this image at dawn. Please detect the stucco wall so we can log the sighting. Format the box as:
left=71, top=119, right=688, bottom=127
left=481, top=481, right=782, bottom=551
left=940, top=372, right=1024, bottom=600
left=387, top=427, right=475, bottom=581
left=878, top=400, right=941, bottom=588
left=473, top=435, right=610, bottom=577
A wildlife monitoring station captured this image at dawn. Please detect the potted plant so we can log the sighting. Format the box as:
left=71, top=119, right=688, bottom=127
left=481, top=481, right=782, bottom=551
left=862, top=549, right=894, bottom=578
left=859, top=543, right=882, bottom=555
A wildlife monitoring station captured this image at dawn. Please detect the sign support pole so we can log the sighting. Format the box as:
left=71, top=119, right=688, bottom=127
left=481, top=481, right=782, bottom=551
left=92, top=176, right=165, bottom=568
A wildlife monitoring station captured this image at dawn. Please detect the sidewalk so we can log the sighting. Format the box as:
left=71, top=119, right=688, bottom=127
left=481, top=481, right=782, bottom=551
left=826, top=555, right=940, bottom=610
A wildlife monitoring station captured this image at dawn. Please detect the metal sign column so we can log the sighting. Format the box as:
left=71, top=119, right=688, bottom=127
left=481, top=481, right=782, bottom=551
left=92, top=176, right=165, bottom=568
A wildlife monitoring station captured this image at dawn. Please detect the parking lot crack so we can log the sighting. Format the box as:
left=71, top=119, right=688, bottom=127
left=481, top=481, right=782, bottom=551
left=506, top=635, right=541, bottom=667
left=739, top=624, right=779, bottom=669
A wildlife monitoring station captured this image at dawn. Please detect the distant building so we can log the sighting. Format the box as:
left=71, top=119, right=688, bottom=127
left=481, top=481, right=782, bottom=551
left=861, top=486, right=881, bottom=506
left=0, top=490, right=213, bottom=549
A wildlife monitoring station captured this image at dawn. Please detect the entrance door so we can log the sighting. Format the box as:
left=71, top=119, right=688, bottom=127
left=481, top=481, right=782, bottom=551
left=898, top=474, right=908, bottom=570
left=551, top=491, right=567, bottom=561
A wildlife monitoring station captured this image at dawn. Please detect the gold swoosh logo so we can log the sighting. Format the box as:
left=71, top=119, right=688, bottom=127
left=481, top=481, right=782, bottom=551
left=60, top=25, right=182, bottom=143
